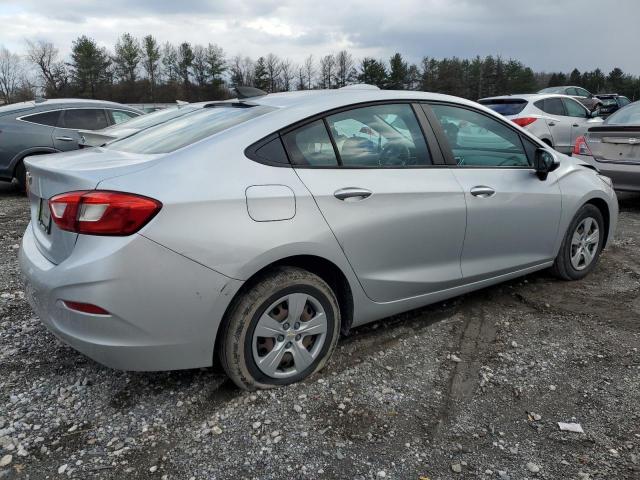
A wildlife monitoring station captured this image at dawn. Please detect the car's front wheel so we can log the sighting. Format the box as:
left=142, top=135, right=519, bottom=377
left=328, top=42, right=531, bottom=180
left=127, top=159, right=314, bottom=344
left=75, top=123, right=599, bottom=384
left=551, top=204, right=605, bottom=280
left=219, top=266, right=340, bottom=390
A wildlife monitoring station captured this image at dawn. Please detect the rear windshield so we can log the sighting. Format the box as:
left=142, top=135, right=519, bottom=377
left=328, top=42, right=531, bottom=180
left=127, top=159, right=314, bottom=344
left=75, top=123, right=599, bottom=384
left=538, top=87, right=564, bottom=94
left=103, top=104, right=199, bottom=133
left=605, top=102, right=640, bottom=125
left=478, top=99, right=528, bottom=116
left=599, top=98, right=617, bottom=106
left=106, top=106, right=275, bottom=154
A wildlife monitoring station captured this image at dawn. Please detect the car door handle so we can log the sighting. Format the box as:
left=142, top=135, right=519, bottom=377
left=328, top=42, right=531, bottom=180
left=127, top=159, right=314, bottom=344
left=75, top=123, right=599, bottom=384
left=334, top=187, right=372, bottom=201
left=470, top=186, right=495, bottom=198
left=572, top=123, right=580, bottom=127
left=548, top=122, right=556, bottom=127
left=55, top=136, right=74, bottom=141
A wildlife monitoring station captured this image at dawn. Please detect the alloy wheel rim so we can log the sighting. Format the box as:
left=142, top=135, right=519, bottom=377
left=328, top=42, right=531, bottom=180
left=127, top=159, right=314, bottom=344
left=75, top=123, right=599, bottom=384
left=252, top=293, right=327, bottom=379
left=570, top=216, right=600, bottom=271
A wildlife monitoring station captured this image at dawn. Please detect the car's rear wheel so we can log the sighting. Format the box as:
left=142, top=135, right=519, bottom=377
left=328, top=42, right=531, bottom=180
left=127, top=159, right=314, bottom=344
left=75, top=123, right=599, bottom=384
left=219, top=266, right=340, bottom=390
left=14, top=160, right=26, bottom=193
left=551, top=204, right=604, bottom=280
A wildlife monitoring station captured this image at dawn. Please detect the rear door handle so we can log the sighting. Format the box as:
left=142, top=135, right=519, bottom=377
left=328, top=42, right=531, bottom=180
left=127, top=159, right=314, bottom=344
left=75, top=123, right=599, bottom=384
left=548, top=122, right=556, bottom=126
left=334, top=187, right=372, bottom=201
left=55, top=136, right=74, bottom=142
left=470, top=186, right=495, bottom=198
left=572, top=123, right=580, bottom=127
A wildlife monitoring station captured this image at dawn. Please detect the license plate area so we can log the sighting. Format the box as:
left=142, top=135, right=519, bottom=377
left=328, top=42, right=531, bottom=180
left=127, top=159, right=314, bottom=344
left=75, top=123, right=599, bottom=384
left=38, top=198, right=52, bottom=234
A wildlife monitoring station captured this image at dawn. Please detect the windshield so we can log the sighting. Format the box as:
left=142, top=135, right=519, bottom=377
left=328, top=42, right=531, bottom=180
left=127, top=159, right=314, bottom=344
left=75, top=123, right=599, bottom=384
left=599, top=98, right=617, bottom=106
left=106, top=106, right=275, bottom=154
left=102, top=105, right=200, bottom=132
left=538, top=87, right=564, bottom=94
left=605, top=102, right=640, bottom=125
left=479, top=99, right=528, bottom=116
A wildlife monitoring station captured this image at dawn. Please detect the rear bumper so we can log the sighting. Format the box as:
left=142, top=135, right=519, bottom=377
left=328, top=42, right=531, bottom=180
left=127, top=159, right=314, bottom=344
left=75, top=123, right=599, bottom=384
left=574, top=154, right=640, bottom=192
left=19, top=225, right=243, bottom=371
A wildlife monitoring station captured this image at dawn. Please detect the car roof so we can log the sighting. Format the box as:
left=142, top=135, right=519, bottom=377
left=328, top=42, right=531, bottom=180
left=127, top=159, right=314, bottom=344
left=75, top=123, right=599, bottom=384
left=243, top=88, right=482, bottom=114
left=0, top=98, right=143, bottom=116
left=479, top=93, right=573, bottom=102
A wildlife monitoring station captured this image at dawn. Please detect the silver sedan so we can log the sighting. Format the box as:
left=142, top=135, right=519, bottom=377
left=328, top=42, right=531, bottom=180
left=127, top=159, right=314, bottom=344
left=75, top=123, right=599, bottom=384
left=20, top=87, right=618, bottom=390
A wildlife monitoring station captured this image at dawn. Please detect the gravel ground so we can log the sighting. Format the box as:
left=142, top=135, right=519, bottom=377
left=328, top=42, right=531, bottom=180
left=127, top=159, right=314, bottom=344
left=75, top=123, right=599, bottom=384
left=1, top=182, right=639, bottom=480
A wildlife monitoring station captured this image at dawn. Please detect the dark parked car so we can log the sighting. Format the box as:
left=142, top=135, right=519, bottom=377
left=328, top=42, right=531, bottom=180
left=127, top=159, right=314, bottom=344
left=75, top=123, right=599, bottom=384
left=595, top=93, right=632, bottom=118
left=538, top=86, right=603, bottom=112
left=0, top=99, right=142, bottom=189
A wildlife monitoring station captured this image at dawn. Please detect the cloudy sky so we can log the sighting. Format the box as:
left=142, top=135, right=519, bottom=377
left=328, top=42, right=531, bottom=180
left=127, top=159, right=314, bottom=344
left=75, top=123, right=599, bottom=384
left=0, top=0, right=638, bottom=74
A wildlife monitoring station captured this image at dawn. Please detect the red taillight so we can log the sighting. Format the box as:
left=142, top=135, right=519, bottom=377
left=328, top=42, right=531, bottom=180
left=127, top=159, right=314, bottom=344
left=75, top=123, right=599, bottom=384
left=573, top=136, right=593, bottom=156
left=49, top=191, right=162, bottom=236
left=63, top=301, right=110, bottom=315
left=512, top=117, right=538, bottom=127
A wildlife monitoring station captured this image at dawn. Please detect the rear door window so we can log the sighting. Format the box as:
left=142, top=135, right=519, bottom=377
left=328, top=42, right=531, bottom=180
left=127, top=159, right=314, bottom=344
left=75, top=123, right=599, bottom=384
left=21, top=110, right=61, bottom=127
left=566, top=87, right=579, bottom=96
left=619, top=97, right=631, bottom=107
left=283, top=120, right=338, bottom=166
left=478, top=99, right=528, bottom=116
left=563, top=98, right=588, bottom=118
left=108, top=110, right=139, bottom=125
left=326, top=104, right=431, bottom=167
left=575, top=88, right=591, bottom=97
left=536, top=98, right=566, bottom=116
left=62, top=109, right=109, bottom=130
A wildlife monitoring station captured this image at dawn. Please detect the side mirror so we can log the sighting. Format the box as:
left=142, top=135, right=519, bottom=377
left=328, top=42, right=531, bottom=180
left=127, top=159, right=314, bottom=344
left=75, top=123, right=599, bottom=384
left=535, top=148, right=559, bottom=180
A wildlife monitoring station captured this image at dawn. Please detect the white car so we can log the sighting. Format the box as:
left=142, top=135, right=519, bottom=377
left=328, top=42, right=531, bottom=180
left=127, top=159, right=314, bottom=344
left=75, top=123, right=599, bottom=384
left=479, top=94, right=603, bottom=154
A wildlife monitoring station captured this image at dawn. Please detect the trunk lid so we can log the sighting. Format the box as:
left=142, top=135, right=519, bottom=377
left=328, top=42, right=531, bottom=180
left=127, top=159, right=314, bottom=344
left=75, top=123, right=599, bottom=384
left=25, top=148, right=160, bottom=264
left=586, top=125, right=640, bottom=163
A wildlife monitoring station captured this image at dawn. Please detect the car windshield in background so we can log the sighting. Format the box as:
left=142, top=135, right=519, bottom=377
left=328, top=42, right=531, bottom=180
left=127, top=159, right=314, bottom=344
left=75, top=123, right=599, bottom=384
left=106, top=106, right=275, bottom=154
left=599, top=98, right=617, bottom=106
left=538, top=87, right=564, bottom=94
left=605, top=102, right=640, bottom=125
left=102, top=104, right=199, bottom=132
left=479, top=99, right=528, bottom=116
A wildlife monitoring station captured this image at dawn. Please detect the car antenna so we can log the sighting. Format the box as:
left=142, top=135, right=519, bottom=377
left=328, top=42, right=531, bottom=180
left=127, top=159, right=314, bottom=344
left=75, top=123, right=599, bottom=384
left=235, top=86, right=268, bottom=99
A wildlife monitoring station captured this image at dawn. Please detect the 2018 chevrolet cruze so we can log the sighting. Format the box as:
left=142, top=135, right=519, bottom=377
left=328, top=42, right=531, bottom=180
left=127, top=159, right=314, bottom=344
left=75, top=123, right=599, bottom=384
left=20, top=87, right=618, bottom=390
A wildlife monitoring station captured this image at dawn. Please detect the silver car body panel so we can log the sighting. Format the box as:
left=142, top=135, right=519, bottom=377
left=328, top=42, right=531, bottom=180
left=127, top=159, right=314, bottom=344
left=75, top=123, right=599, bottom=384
left=20, top=89, right=618, bottom=371
left=479, top=94, right=603, bottom=154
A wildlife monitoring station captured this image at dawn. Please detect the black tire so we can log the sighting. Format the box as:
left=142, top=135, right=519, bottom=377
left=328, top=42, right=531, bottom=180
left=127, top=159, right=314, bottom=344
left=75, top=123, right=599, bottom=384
left=551, top=204, right=605, bottom=280
left=14, top=160, right=26, bottom=193
left=219, top=266, right=340, bottom=390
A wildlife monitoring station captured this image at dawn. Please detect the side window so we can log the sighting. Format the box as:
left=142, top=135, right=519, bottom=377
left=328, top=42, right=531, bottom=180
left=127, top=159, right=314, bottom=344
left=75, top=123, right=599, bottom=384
left=62, top=109, right=109, bottom=130
left=542, top=98, right=566, bottom=116
left=619, top=97, right=631, bottom=107
left=566, top=87, right=579, bottom=96
left=430, top=104, right=530, bottom=167
left=109, top=110, right=138, bottom=125
left=576, top=88, right=590, bottom=97
left=563, top=98, right=588, bottom=118
left=282, top=120, right=338, bottom=166
left=21, top=110, right=61, bottom=127
left=326, top=104, right=431, bottom=167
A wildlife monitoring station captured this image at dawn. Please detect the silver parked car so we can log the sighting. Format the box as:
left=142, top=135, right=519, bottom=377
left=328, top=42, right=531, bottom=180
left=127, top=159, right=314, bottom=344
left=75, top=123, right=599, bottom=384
left=573, top=101, right=640, bottom=191
left=0, top=99, right=142, bottom=189
left=479, top=94, right=603, bottom=154
left=20, top=88, right=618, bottom=390
left=79, top=101, right=211, bottom=147
left=538, top=85, right=603, bottom=112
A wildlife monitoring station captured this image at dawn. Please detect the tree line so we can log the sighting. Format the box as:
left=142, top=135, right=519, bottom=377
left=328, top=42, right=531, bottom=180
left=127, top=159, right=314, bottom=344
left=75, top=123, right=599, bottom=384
left=1, top=34, right=639, bottom=105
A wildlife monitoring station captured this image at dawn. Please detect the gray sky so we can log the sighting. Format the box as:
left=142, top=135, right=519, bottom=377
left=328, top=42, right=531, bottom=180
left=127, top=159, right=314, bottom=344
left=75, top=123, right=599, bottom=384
left=1, top=0, right=638, bottom=74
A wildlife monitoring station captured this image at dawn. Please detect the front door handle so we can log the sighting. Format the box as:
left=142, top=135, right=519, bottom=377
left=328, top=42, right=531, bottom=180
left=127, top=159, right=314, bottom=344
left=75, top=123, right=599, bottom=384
left=334, top=187, right=372, bottom=201
left=55, top=136, right=74, bottom=142
left=572, top=123, right=580, bottom=127
left=470, top=186, right=495, bottom=198
left=548, top=122, right=556, bottom=127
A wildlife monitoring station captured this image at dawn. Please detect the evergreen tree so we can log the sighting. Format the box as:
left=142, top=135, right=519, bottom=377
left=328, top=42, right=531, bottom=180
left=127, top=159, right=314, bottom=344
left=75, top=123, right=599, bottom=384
left=387, top=53, right=408, bottom=90
left=253, top=57, right=269, bottom=91
left=177, top=42, right=194, bottom=87
left=113, top=33, right=140, bottom=84
left=141, top=35, right=160, bottom=99
left=358, top=58, right=387, bottom=88
left=68, top=35, right=111, bottom=98
left=569, top=68, right=582, bottom=85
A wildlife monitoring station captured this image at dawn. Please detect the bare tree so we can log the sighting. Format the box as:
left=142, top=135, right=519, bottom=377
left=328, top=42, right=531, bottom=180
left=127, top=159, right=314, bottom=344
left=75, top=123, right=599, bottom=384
left=265, top=53, right=281, bottom=92
left=229, top=55, right=254, bottom=87
left=303, top=55, right=315, bottom=89
left=334, top=50, right=355, bottom=88
left=25, top=39, right=67, bottom=95
left=319, top=54, right=335, bottom=89
left=280, top=58, right=294, bottom=92
left=0, top=46, right=23, bottom=103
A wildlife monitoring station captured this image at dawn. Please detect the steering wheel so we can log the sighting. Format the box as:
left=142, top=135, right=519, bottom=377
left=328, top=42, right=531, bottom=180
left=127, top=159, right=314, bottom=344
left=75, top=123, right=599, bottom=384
left=379, top=142, right=412, bottom=166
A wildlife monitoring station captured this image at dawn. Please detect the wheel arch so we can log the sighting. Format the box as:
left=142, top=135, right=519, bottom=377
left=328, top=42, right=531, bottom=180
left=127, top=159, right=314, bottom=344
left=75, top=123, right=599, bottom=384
left=11, top=148, right=58, bottom=177
left=585, top=197, right=611, bottom=248
left=215, top=254, right=355, bottom=357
